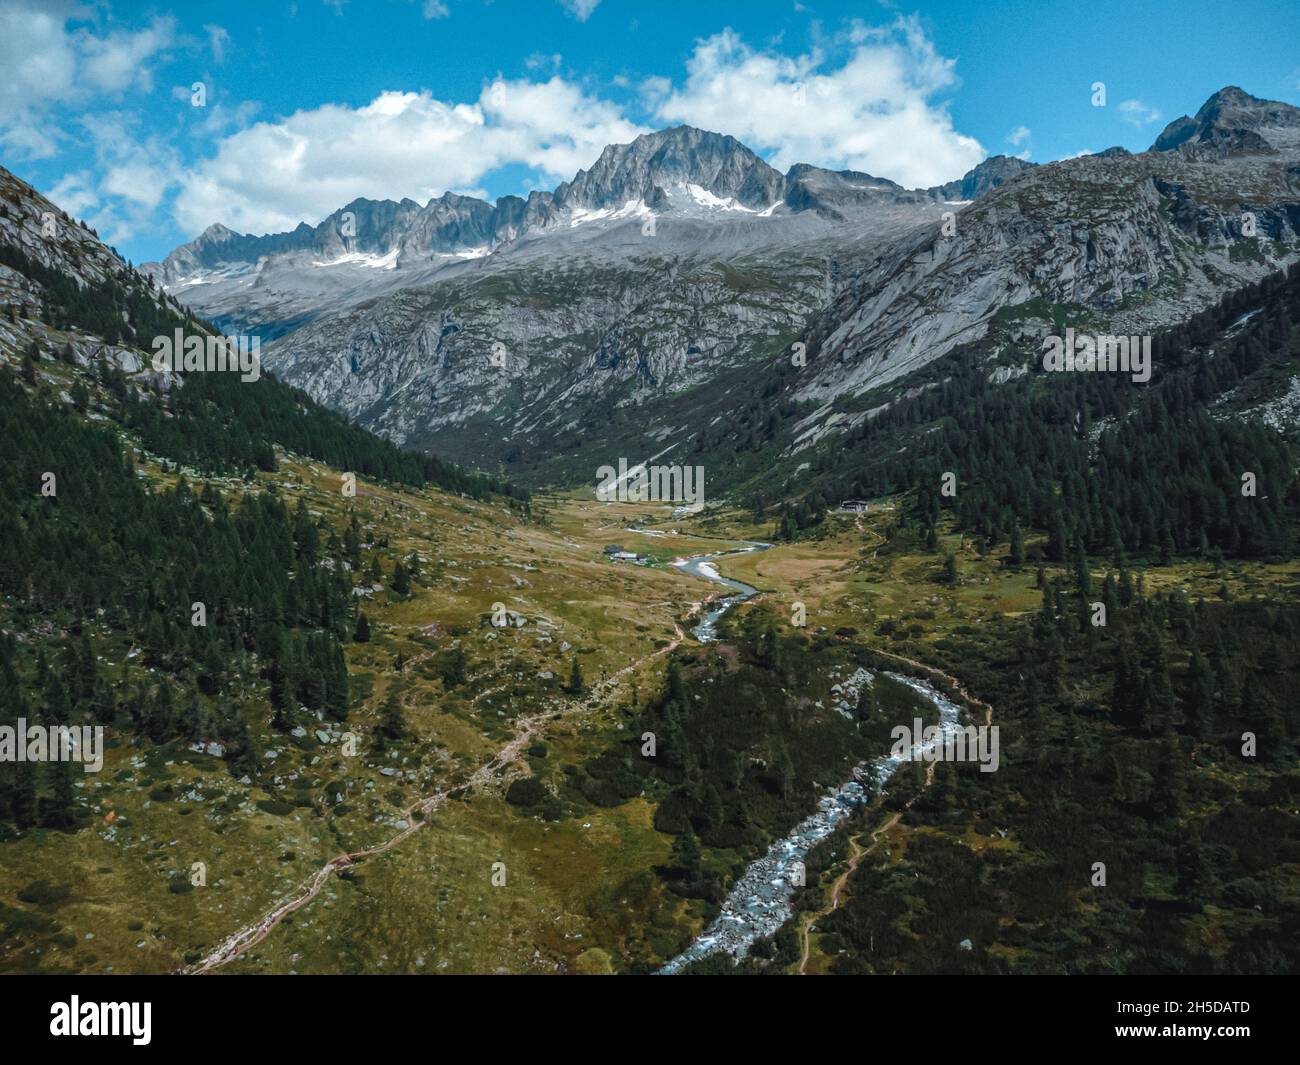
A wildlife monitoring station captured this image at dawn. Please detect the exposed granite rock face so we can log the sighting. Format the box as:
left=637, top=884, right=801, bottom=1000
left=261, top=247, right=841, bottom=455
left=146, top=126, right=788, bottom=289
left=143, top=90, right=1300, bottom=480
left=0, top=165, right=187, bottom=388
left=1152, top=86, right=1300, bottom=159
left=792, top=117, right=1300, bottom=423
left=555, top=126, right=785, bottom=212
left=926, top=154, right=1036, bottom=201
left=0, top=166, right=126, bottom=287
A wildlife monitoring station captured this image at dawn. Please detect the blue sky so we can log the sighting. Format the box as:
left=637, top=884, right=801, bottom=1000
left=2, top=0, right=1298, bottom=263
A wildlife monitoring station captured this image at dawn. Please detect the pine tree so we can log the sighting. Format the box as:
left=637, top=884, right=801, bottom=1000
left=1186, top=649, right=1216, bottom=739
left=324, top=637, right=349, bottom=722
left=855, top=680, right=877, bottom=722
left=671, top=825, right=702, bottom=881
left=567, top=656, right=585, bottom=695
left=344, top=514, right=362, bottom=569
left=1071, top=540, right=1092, bottom=596
left=43, top=758, right=77, bottom=830
left=392, top=560, right=411, bottom=596
left=441, top=647, right=467, bottom=688
left=379, top=682, right=405, bottom=740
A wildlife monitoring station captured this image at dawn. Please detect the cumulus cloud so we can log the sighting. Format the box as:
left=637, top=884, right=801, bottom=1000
left=80, top=17, right=175, bottom=93
left=651, top=17, right=985, bottom=188
left=65, top=112, right=183, bottom=244
left=1006, top=125, right=1030, bottom=147
left=173, top=79, right=648, bottom=235
left=1118, top=99, right=1162, bottom=126
left=0, top=2, right=176, bottom=160
left=47, top=169, right=98, bottom=218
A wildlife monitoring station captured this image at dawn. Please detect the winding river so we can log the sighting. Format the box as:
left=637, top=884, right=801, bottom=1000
left=624, top=526, right=770, bottom=641
left=650, top=530, right=965, bottom=975
left=670, top=539, right=770, bottom=642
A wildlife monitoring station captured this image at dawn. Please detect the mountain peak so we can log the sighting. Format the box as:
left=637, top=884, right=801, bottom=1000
left=1152, top=85, right=1300, bottom=157
left=928, top=154, right=1035, bottom=202
left=558, top=124, right=784, bottom=212
left=198, top=222, right=239, bottom=242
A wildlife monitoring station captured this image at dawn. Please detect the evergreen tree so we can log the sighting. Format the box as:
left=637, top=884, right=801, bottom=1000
left=392, top=560, right=411, bottom=597
left=43, top=759, right=77, bottom=830
left=379, top=682, right=405, bottom=741
left=1009, top=523, right=1024, bottom=566
left=567, top=657, right=585, bottom=695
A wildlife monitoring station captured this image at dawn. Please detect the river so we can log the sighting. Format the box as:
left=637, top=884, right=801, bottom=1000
left=626, top=527, right=770, bottom=642
left=653, top=531, right=966, bottom=974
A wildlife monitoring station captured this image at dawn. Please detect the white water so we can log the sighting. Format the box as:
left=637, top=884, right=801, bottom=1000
left=643, top=533, right=968, bottom=973
left=663, top=535, right=770, bottom=642
left=658, top=673, right=964, bottom=974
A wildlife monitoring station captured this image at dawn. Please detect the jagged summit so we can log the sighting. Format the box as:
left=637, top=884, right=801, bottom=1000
left=148, top=85, right=1300, bottom=288
left=927, top=154, right=1035, bottom=201
left=1152, top=85, right=1300, bottom=157
left=146, top=124, right=1031, bottom=285
left=555, top=125, right=785, bottom=212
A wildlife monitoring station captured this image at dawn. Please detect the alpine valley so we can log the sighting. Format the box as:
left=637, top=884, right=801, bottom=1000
left=147, top=87, right=1300, bottom=490
left=0, top=72, right=1297, bottom=983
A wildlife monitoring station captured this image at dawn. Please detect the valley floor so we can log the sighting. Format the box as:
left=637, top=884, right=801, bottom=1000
left=3, top=462, right=1297, bottom=975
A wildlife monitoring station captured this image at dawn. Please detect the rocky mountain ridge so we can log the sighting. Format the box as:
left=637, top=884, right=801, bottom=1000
left=145, top=126, right=1029, bottom=290
left=117, top=88, right=1300, bottom=484
left=793, top=87, right=1300, bottom=429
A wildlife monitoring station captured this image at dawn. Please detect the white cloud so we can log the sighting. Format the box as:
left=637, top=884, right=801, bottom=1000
left=651, top=17, right=985, bottom=188
left=66, top=112, right=183, bottom=244
left=560, top=0, right=601, bottom=22
left=0, top=2, right=175, bottom=160
left=422, top=1, right=450, bottom=18
left=1118, top=99, right=1162, bottom=126
left=102, top=156, right=172, bottom=211
left=1006, top=125, right=1030, bottom=147
left=204, top=24, right=230, bottom=65
left=80, top=17, right=176, bottom=94
left=2, top=122, right=61, bottom=160
left=639, top=75, right=672, bottom=106
left=47, top=169, right=97, bottom=218
left=173, top=80, right=648, bottom=235
left=525, top=52, right=563, bottom=72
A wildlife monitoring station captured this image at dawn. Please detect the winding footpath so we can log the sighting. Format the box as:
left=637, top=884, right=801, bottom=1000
left=187, top=527, right=992, bottom=976
left=797, top=816, right=895, bottom=975
left=794, top=653, right=993, bottom=975
left=185, top=623, right=687, bottom=975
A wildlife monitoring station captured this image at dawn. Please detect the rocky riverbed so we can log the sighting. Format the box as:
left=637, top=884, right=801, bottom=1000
left=659, top=673, right=962, bottom=973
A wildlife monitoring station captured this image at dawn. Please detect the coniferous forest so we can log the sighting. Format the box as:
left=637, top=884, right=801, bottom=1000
left=1, top=32, right=1299, bottom=998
